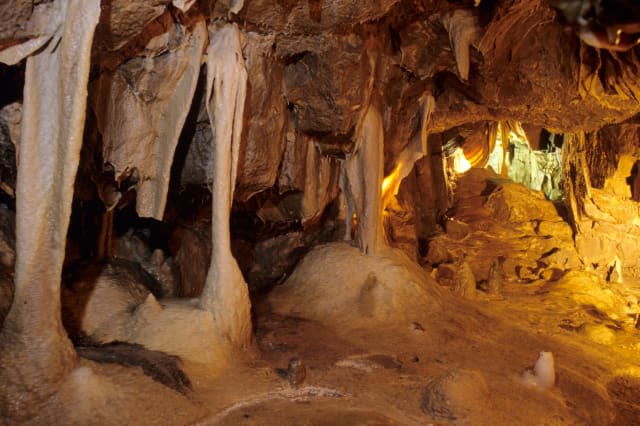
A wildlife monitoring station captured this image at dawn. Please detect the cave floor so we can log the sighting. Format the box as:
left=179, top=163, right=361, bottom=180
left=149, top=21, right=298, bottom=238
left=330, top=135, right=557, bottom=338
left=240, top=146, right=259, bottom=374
left=181, top=170, right=640, bottom=425
left=186, top=276, right=640, bottom=426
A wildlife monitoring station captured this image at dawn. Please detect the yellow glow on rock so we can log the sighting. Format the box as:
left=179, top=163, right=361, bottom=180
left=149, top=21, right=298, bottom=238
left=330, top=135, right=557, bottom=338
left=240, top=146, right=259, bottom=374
left=381, top=163, right=402, bottom=209
left=453, top=147, right=472, bottom=174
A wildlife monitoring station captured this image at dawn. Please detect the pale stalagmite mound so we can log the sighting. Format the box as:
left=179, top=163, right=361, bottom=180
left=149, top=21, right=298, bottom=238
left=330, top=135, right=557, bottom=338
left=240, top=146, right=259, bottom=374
left=268, top=242, right=444, bottom=329
left=62, top=261, right=231, bottom=376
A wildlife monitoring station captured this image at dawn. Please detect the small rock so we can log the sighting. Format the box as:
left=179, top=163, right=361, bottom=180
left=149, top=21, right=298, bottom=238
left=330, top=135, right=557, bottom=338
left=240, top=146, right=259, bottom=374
left=486, top=256, right=505, bottom=295
left=454, top=257, right=476, bottom=299
left=421, top=369, right=490, bottom=422
left=277, top=357, right=306, bottom=389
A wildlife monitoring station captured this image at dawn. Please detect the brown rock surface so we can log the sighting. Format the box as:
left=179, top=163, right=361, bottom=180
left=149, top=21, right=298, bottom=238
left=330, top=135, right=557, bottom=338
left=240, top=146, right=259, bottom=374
left=283, top=33, right=364, bottom=137
left=426, top=168, right=580, bottom=283
left=94, top=0, right=169, bottom=51
left=236, top=32, right=288, bottom=200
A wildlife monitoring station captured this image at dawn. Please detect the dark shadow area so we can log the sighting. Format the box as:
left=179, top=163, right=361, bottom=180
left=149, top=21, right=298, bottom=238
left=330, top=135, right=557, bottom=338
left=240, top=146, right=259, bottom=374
left=77, top=341, right=192, bottom=394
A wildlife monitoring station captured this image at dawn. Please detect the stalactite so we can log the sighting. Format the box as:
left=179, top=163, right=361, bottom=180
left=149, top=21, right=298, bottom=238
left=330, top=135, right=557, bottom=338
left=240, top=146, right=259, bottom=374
left=441, top=9, right=481, bottom=82
left=341, top=43, right=386, bottom=255
left=94, top=20, right=207, bottom=220
left=0, top=0, right=100, bottom=418
left=200, top=23, right=252, bottom=346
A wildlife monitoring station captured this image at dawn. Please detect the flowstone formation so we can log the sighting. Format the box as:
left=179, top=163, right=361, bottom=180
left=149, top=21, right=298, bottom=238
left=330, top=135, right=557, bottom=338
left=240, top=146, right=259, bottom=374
left=269, top=242, right=443, bottom=330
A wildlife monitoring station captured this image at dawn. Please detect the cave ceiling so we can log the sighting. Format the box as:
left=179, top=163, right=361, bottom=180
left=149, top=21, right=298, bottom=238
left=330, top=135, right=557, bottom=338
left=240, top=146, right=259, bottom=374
left=2, top=0, right=640, bottom=203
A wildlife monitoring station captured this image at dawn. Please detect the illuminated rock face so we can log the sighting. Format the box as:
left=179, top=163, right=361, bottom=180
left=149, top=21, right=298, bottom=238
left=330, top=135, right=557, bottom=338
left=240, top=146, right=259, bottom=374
left=426, top=168, right=580, bottom=283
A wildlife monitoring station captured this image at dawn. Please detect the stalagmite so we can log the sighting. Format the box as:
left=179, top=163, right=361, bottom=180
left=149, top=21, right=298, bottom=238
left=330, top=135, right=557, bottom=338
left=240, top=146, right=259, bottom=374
left=94, top=20, right=207, bottom=220
left=0, top=0, right=100, bottom=418
left=200, top=23, right=252, bottom=345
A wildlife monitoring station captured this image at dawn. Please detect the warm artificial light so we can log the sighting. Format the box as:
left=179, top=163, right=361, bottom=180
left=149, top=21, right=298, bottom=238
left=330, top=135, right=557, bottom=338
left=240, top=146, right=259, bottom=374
left=453, top=147, right=472, bottom=174
left=381, top=162, right=403, bottom=208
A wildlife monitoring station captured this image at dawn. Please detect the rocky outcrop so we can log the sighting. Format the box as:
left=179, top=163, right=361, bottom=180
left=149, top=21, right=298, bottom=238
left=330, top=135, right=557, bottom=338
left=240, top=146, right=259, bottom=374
left=426, top=168, right=580, bottom=284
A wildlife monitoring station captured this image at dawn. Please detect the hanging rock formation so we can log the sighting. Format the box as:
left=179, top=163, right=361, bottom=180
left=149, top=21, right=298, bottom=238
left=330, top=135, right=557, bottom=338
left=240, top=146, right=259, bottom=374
left=93, top=18, right=206, bottom=219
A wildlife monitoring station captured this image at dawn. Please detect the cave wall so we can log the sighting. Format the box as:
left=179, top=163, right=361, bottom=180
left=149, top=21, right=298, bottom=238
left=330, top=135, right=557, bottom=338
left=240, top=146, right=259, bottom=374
left=0, top=0, right=639, bottom=291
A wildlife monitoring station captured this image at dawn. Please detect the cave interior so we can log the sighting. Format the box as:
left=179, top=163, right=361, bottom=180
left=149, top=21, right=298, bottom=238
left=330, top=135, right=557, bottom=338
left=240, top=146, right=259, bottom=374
left=1, top=0, right=640, bottom=424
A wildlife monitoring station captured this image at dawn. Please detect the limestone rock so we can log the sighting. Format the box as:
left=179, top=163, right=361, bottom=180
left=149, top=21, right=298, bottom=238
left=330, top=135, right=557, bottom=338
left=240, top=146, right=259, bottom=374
left=240, top=0, right=400, bottom=34
left=170, top=222, right=211, bottom=298
left=432, top=263, right=456, bottom=288
left=421, top=369, right=491, bottom=422
left=0, top=204, right=13, bottom=322
left=0, top=2, right=62, bottom=64
left=0, top=0, right=34, bottom=42
left=552, top=271, right=634, bottom=325
left=246, top=232, right=307, bottom=292
left=445, top=218, right=469, bottom=240
left=178, top=76, right=213, bottom=187
left=484, top=181, right=558, bottom=223
left=113, top=229, right=179, bottom=298
left=426, top=167, right=580, bottom=283
left=425, top=238, right=453, bottom=266
left=0, top=204, right=15, bottom=269
left=0, top=102, right=21, bottom=181
left=283, top=33, right=364, bottom=137
left=0, top=260, right=11, bottom=326
left=399, top=17, right=457, bottom=80
left=236, top=32, right=287, bottom=201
